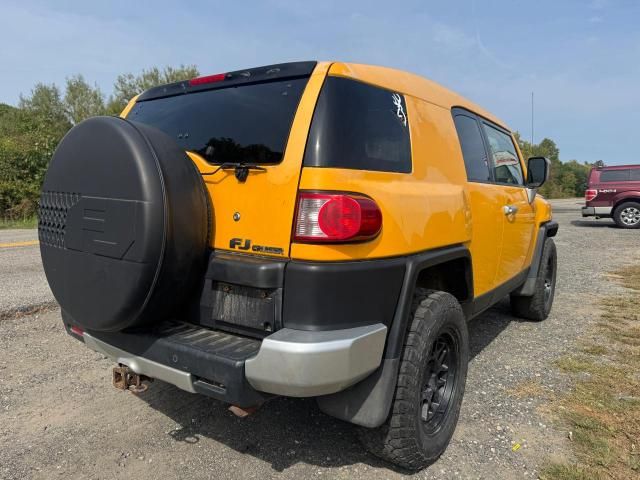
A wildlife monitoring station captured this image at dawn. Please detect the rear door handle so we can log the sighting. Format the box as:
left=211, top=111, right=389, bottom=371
left=503, top=205, right=518, bottom=216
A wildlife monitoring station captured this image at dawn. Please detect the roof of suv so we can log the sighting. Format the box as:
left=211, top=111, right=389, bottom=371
left=328, top=62, right=508, bottom=129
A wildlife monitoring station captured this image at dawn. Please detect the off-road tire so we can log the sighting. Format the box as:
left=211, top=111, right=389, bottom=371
left=510, top=238, right=557, bottom=321
left=358, top=289, right=469, bottom=471
left=612, top=201, right=640, bottom=229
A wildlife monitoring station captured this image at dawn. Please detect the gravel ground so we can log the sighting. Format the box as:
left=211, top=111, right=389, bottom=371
left=0, top=230, right=54, bottom=317
left=1, top=199, right=638, bottom=479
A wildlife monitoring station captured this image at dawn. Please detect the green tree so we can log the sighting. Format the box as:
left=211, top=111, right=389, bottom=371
left=514, top=132, right=591, bottom=198
left=106, top=64, right=199, bottom=114
left=64, top=75, right=105, bottom=124
left=0, top=104, right=61, bottom=218
left=18, top=83, right=71, bottom=137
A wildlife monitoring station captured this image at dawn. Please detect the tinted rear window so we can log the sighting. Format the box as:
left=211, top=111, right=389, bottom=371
left=303, top=77, right=411, bottom=173
left=128, top=78, right=309, bottom=164
left=600, top=169, right=631, bottom=182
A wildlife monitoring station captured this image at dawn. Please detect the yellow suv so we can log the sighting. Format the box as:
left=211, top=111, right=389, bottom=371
left=39, top=61, right=558, bottom=470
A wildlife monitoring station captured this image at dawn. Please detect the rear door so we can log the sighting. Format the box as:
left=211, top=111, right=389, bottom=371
left=452, top=110, right=503, bottom=298
left=479, top=121, right=535, bottom=286
left=127, top=62, right=331, bottom=258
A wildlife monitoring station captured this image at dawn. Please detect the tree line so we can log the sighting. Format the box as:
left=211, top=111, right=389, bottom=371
left=0, top=65, right=198, bottom=219
left=514, top=133, right=597, bottom=200
left=0, top=66, right=597, bottom=220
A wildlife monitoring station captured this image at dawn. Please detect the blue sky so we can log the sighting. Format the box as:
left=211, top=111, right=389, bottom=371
left=2, top=0, right=639, bottom=165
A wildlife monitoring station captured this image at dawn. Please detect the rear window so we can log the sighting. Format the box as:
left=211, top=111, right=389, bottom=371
left=128, top=78, right=309, bottom=164
left=303, top=77, right=411, bottom=173
left=600, top=169, right=631, bottom=182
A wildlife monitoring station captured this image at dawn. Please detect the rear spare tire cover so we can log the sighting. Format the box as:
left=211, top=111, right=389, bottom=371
left=39, top=116, right=209, bottom=332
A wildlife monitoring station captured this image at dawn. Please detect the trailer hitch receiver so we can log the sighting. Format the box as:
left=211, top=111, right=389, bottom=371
left=112, top=365, right=153, bottom=394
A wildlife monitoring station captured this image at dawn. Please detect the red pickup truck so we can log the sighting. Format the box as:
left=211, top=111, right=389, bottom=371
left=582, top=164, right=640, bottom=228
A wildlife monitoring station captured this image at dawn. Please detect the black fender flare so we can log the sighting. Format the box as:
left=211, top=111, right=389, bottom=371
left=317, top=244, right=472, bottom=428
left=511, top=220, right=558, bottom=297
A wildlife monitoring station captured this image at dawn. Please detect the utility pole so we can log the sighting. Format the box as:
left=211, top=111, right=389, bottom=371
left=531, top=91, right=534, bottom=146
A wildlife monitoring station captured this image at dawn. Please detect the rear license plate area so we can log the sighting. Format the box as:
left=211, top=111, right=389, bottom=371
left=203, top=282, right=282, bottom=338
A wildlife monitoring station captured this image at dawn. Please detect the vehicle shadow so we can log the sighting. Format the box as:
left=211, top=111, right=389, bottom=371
left=468, top=297, right=524, bottom=361
left=570, top=219, right=616, bottom=228
left=133, top=299, right=520, bottom=474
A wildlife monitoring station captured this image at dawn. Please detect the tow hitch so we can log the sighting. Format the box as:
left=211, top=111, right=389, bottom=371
left=112, top=365, right=153, bottom=394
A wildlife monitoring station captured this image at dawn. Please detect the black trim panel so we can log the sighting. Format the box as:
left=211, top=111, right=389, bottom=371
left=283, top=258, right=406, bottom=331
left=206, top=252, right=285, bottom=289
left=545, top=220, right=559, bottom=237
left=511, top=220, right=558, bottom=297
left=384, top=244, right=472, bottom=359
left=137, top=61, right=317, bottom=102
left=83, top=320, right=270, bottom=407
left=470, top=268, right=529, bottom=317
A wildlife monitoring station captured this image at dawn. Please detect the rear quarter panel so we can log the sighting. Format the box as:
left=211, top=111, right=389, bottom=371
left=290, top=96, right=471, bottom=261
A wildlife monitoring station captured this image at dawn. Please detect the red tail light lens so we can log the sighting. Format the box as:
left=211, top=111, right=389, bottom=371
left=188, top=73, right=226, bottom=86
left=585, top=189, right=598, bottom=202
left=294, top=192, right=382, bottom=243
left=70, top=325, right=84, bottom=337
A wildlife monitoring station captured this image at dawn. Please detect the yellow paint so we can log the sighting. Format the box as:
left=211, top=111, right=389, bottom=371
left=291, top=97, right=471, bottom=264
left=0, top=240, right=39, bottom=248
left=187, top=62, right=333, bottom=258
left=290, top=62, right=551, bottom=296
left=123, top=60, right=553, bottom=296
left=119, top=95, right=139, bottom=118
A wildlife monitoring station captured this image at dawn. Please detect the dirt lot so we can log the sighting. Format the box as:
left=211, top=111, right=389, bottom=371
left=1, top=199, right=638, bottom=479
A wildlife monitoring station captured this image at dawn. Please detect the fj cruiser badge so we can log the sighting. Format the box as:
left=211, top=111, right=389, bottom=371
left=229, top=238, right=284, bottom=255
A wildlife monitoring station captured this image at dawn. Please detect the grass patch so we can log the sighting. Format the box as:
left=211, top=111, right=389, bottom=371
left=554, top=356, right=595, bottom=374
left=506, top=379, right=549, bottom=399
left=582, top=345, right=607, bottom=356
left=0, top=216, right=37, bottom=229
left=542, top=266, right=640, bottom=480
left=541, top=463, right=602, bottom=480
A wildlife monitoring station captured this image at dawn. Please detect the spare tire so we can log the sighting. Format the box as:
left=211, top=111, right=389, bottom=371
left=39, top=116, right=209, bottom=332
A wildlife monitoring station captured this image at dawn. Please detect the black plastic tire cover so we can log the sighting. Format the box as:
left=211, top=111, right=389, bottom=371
left=38, top=116, right=209, bottom=331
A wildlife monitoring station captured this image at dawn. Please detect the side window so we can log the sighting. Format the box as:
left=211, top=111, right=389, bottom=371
left=453, top=114, right=491, bottom=182
left=481, top=123, right=524, bottom=185
left=600, top=170, right=631, bottom=182
left=631, top=169, right=640, bottom=181
left=303, top=76, right=411, bottom=173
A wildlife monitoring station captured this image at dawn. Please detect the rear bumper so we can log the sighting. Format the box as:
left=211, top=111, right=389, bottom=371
left=245, top=324, right=386, bottom=397
left=582, top=206, right=612, bottom=217
left=84, top=333, right=198, bottom=393
left=74, top=320, right=386, bottom=403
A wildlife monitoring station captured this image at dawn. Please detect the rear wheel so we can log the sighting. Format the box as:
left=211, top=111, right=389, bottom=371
left=358, top=289, right=469, bottom=471
left=510, top=238, right=557, bottom=321
left=613, top=201, right=640, bottom=229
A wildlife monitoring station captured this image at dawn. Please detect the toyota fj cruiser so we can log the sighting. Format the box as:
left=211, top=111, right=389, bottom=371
left=39, top=61, right=558, bottom=470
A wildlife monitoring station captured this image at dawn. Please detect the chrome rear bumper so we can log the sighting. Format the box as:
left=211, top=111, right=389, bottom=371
left=582, top=206, right=612, bottom=217
left=245, top=324, right=387, bottom=397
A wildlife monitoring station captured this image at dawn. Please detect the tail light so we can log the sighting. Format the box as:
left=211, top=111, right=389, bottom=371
left=189, top=73, right=226, bottom=86
left=293, top=192, right=382, bottom=243
left=585, top=189, right=598, bottom=202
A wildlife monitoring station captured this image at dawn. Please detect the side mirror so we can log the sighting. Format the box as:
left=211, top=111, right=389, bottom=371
left=526, top=156, right=550, bottom=189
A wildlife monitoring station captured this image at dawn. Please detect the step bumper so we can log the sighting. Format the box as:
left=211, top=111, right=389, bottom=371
left=245, top=324, right=387, bottom=397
